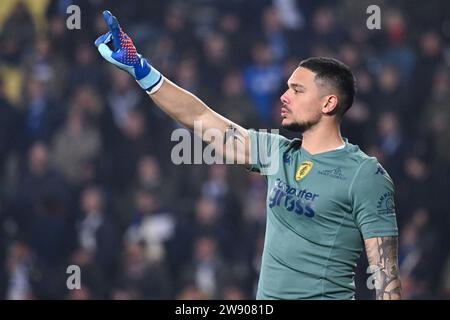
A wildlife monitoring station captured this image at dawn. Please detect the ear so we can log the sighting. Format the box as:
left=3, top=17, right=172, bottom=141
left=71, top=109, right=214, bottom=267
left=322, top=95, right=339, bottom=115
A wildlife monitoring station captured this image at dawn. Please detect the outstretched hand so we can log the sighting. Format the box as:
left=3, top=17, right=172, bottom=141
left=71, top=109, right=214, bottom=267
left=95, top=10, right=163, bottom=93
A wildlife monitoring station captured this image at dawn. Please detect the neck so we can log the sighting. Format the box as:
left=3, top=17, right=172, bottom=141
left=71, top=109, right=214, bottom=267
left=300, top=119, right=344, bottom=155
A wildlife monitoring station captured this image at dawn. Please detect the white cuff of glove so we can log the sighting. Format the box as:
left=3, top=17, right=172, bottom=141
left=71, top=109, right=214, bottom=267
left=145, top=76, right=164, bottom=95
left=136, top=67, right=164, bottom=95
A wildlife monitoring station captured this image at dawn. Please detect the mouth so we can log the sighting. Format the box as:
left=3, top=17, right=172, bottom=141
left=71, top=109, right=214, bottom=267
left=281, top=107, right=289, bottom=118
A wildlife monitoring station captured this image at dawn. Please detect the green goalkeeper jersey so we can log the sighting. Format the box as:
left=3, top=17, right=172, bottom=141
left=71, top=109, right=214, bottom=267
left=248, top=130, right=398, bottom=300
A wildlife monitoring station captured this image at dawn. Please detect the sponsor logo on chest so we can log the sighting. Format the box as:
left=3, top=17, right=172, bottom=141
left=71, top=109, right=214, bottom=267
left=317, top=167, right=347, bottom=180
left=268, top=178, right=319, bottom=218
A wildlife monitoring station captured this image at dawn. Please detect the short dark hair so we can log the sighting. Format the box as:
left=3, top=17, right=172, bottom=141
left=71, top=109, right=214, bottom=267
left=299, top=57, right=356, bottom=117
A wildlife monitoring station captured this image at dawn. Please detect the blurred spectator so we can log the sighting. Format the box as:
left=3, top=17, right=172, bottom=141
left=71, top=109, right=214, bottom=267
left=1, top=0, right=449, bottom=300
left=200, top=32, right=231, bottom=95
left=76, top=186, right=120, bottom=282
left=409, top=30, right=443, bottom=124
left=106, top=106, right=153, bottom=192
left=0, top=1, right=36, bottom=105
left=423, top=68, right=450, bottom=166
left=5, top=241, right=34, bottom=300
left=21, top=154, right=73, bottom=299
left=163, top=4, right=197, bottom=54
left=180, top=236, right=230, bottom=299
left=201, top=165, right=244, bottom=255
left=373, top=65, right=407, bottom=115
left=261, top=6, right=289, bottom=62
left=189, top=0, right=220, bottom=40
left=168, top=196, right=224, bottom=274
left=0, top=2, right=35, bottom=65
left=113, top=241, right=173, bottom=299
left=132, top=154, right=176, bottom=206
left=67, top=43, right=105, bottom=92
left=51, top=106, right=101, bottom=187
left=399, top=208, right=437, bottom=299
left=338, top=43, right=364, bottom=70
left=191, top=197, right=228, bottom=246
left=273, top=0, right=305, bottom=30
left=116, top=153, right=177, bottom=225
left=70, top=84, right=105, bottom=128
left=11, top=142, right=71, bottom=244
left=201, top=164, right=229, bottom=204
left=22, top=37, right=67, bottom=99
left=66, top=248, right=106, bottom=299
left=125, top=189, right=175, bottom=264
left=106, top=69, right=142, bottom=131
left=0, top=79, right=22, bottom=182
left=175, top=58, right=202, bottom=95
left=218, top=12, right=249, bottom=65
left=215, top=69, right=261, bottom=129
left=396, top=156, right=439, bottom=229
left=378, top=9, right=415, bottom=84
left=244, top=41, right=283, bottom=125
left=0, top=58, right=23, bottom=107
left=341, top=68, right=373, bottom=147
left=22, top=78, right=63, bottom=148
left=302, top=5, right=346, bottom=53
left=151, top=35, right=178, bottom=78
left=134, top=155, right=163, bottom=193
left=373, top=111, right=407, bottom=181
left=45, top=14, right=70, bottom=55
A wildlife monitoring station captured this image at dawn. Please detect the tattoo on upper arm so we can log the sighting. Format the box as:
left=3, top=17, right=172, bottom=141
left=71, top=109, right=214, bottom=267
left=224, top=124, right=245, bottom=145
left=365, top=236, right=402, bottom=300
left=221, top=124, right=247, bottom=164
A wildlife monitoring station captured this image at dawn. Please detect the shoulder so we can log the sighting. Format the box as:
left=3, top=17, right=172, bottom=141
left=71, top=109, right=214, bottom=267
left=345, top=142, right=394, bottom=184
left=345, top=142, right=384, bottom=172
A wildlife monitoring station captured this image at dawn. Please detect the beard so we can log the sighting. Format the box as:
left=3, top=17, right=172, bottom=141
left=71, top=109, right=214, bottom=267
left=282, top=116, right=321, bottom=133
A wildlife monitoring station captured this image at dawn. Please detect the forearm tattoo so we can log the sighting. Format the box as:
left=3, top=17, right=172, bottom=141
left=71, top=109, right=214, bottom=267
left=224, top=124, right=245, bottom=145
left=365, top=236, right=402, bottom=300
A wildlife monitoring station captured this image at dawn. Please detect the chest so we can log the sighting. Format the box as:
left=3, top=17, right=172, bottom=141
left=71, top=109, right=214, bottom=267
left=267, top=157, right=355, bottom=221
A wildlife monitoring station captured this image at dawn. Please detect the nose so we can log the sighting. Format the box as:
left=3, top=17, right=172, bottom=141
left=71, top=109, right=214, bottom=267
left=280, top=90, right=289, bottom=105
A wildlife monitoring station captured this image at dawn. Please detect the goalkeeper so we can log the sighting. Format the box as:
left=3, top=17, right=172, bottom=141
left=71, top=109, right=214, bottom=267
left=95, top=10, right=401, bottom=300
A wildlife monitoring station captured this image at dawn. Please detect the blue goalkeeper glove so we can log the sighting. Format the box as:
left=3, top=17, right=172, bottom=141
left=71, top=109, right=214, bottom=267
left=95, top=10, right=164, bottom=94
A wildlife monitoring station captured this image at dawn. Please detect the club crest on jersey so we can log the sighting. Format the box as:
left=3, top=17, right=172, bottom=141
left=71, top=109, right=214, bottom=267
left=295, top=161, right=313, bottom=181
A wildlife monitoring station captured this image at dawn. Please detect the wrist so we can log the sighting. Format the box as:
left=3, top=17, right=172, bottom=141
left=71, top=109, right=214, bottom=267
left=136, top=65, right=164, bottom=94
left=134, top=57, right=164, bottom=94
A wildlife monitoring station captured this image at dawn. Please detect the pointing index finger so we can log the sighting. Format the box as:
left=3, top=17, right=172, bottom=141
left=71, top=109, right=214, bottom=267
left=103, top=10, right=121, bottom=51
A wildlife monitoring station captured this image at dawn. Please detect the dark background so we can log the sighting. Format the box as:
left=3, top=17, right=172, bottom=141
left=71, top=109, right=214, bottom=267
left=0, top=0, right=449, bottom=299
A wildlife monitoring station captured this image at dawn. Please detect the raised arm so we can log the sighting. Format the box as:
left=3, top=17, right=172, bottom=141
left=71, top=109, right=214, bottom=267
left=95, top=10, right=251, bottom=166
left=149, top=78, right=251, bottom=165
left=365, top=236, right=402, bottom=300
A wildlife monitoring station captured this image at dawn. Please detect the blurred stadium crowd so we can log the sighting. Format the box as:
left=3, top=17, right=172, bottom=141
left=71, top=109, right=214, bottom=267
left=0, top=0, right=450, bottom=300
